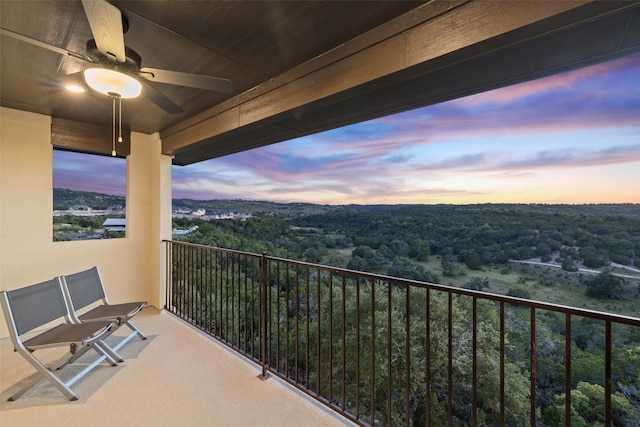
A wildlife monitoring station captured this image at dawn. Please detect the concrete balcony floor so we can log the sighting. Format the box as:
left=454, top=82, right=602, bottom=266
left=0, top=308, right=353, bottom=426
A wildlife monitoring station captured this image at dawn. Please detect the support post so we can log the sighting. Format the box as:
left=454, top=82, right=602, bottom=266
left=258, top=252, right=268, bottom=380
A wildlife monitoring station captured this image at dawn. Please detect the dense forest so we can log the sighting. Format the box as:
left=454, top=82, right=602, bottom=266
left=53, top=188, right=126, bottom=210
left=176, top=202, right=640, bottom=267
left=172, top=202, right=640, bottom=425
left=176, top=203, right=640, bottom=307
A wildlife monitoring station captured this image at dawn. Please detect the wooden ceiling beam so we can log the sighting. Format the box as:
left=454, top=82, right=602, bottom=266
left=51, top=117, right=131, bottom=158
left=160, top=0, right=593, bottom=162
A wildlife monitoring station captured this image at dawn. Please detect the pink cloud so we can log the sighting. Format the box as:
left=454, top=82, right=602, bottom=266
left=451, top=55, right=638, bottom=107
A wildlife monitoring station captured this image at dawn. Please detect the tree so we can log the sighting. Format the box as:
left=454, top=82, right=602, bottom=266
left=584, top=270, right=625, bottom=300
left=562, top=257, right=579, bottom=272
left=462, top=252, right=483, bottom=270
left=388, top=239, right=410, bottom=257
left=387, top=257, right=439, bottom=283
left=348, top=245, right=387, bottom=271
left=583, top=256, right=607, bottom=268
left=462, top=276, right=489, bottom=291
left=409, top=239, right=430, bottom=261
left=506, top=287, right=530, bottom=299
left=440, top=254, right=463, bottom=277
left=302, top=246, right=324, bottom=263
left=536, top=242, right=552, bottom=258
left=543, top=382, right=639, bottom=426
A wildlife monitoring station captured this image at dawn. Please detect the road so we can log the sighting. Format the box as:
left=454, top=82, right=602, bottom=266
left=509, top=260, right=640, bottom=280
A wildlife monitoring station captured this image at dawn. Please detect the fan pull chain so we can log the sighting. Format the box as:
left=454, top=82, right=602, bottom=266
left=108, top=92, right=123, bottom=156
left=111, top=95, right=116, bottom=157
left=118, top=96, right=123, bottom=143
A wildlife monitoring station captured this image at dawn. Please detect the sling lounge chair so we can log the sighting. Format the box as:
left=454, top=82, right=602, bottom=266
left=1, top=278, right=117, bottom=401
left=62, top=266, right=146, bottom=361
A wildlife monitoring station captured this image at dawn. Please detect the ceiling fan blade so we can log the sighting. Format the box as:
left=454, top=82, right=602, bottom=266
left=0, top=28, right=88, bottom=62
left=81, top=0, right=126, bottom=63
left=138, top=79, right=184, bottom=114
left=139, top=67, right=233, bottom=94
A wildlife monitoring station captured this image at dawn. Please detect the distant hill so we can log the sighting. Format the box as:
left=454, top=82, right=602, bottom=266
left=54, top=189, right=332, bottom=216
left=54, top=188, right=126, bottom=210
left=172, top=198, right=332, bottom=216
left=55, top=188, right=640, bottom=218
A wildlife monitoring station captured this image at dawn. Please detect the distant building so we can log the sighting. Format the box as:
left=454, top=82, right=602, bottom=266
left=70, top=204, right=92, bottom=212
left=206, top=211, right=252, bottom=220
left=211, top=212, right=234, bottom=219
left=173, top=225, right=199, bottom=236
left=170, top=209, right=251, bottom=221
left=103, top=218, right=126, bottom=233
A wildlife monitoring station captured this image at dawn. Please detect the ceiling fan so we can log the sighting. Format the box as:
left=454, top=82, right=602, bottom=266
left=1, top=0, right=233, bottom=115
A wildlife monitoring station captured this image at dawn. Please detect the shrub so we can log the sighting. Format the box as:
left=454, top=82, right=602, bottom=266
left=507, top=287, right=531, bottom=299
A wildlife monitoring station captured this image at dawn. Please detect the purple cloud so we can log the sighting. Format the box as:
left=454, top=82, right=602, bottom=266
left=53, top=150, right=126, bottom=196
left=488, top=144, right=640, bottom=172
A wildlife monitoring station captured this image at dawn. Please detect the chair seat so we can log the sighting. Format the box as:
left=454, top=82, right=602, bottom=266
left=78, top=301, right=146, bottom=323
left=23, top=321, right=114, bottom=350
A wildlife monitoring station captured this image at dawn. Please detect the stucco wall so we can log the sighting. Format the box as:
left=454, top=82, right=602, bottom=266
left=0, top=107, right=171, bottom=338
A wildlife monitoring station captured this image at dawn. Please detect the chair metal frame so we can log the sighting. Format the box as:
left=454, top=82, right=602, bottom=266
left=1, top=278, right=119, bottom=401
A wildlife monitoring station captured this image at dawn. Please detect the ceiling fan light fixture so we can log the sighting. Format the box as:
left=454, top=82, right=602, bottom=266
left=84, top=68, right=141, bottom=98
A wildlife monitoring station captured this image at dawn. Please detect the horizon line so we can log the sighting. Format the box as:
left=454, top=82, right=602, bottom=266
left=54, top=188, right=639, bottom=207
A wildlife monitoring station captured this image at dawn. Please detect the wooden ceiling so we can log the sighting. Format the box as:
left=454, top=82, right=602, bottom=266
left=1, top=1, right=639, bottom=165
left=0, top=1, right=422, bottom=131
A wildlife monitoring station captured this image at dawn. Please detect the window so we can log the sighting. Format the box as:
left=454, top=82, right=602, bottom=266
left=52, top=149, right=126, bottom=241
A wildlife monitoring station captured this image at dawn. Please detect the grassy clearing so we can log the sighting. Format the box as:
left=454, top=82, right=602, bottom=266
left=326, top=248, right=639, bottom=317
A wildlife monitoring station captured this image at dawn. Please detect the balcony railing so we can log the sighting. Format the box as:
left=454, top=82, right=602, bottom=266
left=164, top=240, right=640, bottom=426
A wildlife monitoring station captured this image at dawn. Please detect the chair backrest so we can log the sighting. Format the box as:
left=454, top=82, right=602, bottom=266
left=63, top=266, right=106, bottom=310
left=1, top=278, right=68, bottom=336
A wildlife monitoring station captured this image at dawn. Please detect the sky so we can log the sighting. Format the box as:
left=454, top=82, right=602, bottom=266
left=55, top=53, right=640, bottom=205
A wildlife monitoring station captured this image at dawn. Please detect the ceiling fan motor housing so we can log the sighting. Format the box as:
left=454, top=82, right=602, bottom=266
left=86, top=39, right=142, bottom=71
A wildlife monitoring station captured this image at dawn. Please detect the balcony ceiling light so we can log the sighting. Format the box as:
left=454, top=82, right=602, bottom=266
left=83, top=68, right=142, bottom=98
left=65, top=84, right=86, bottom=93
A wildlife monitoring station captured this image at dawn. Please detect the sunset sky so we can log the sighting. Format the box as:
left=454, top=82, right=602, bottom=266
left=54, top=53, right=640, bottom=205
